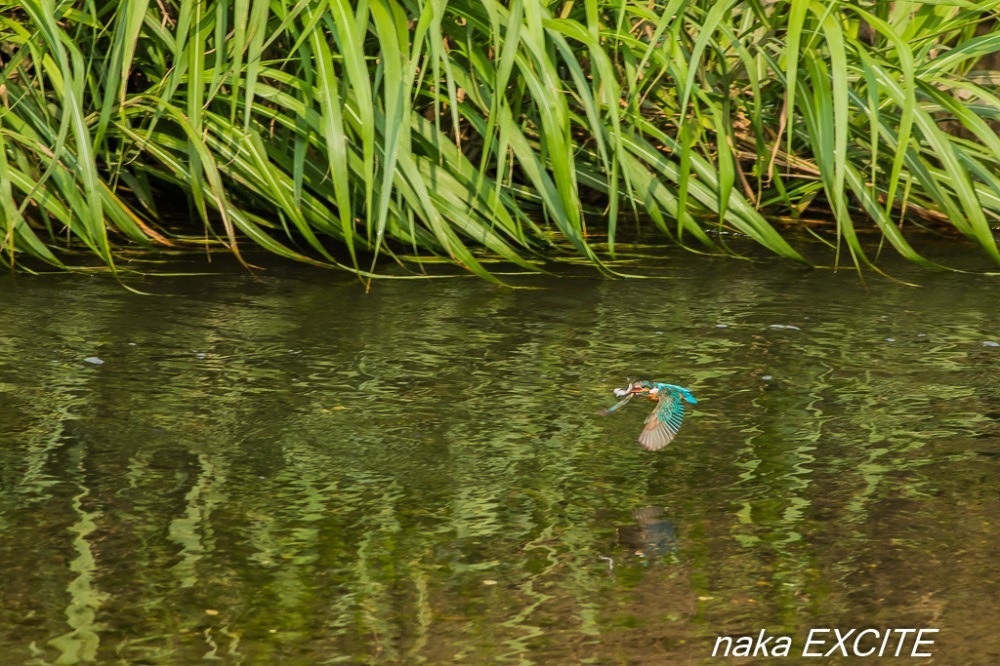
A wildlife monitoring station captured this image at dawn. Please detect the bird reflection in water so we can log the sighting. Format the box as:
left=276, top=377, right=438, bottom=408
left=600, top=506, right=677, bottom=570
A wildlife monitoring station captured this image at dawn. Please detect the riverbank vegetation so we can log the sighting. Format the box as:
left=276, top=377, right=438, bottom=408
left=1, top=1, right=999, bottom=282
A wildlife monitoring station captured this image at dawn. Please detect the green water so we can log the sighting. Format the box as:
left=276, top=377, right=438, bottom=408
left=1, top=251, right=998, bottom=664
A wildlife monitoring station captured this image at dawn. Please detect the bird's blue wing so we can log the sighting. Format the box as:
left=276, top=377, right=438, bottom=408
left=637, top=390, right=687, bottom=451
left=655, top=383, right=697, bottom=405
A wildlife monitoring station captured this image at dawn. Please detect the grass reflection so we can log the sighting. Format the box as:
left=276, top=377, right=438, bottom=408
left=0, top=262, right=997, bottom=662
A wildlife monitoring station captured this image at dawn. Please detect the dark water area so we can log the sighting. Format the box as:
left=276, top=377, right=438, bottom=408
left=1, top=247, right=998, bottom=664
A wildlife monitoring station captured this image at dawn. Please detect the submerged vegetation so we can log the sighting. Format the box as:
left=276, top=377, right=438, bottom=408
left=1, top=0, right=999, bottom=281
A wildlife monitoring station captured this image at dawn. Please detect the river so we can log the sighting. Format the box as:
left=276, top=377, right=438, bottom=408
left=1, top=244, right=998, bottom=663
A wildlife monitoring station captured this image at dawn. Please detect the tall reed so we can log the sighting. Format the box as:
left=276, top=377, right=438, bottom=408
left=1, top=1, right=998, bottom=280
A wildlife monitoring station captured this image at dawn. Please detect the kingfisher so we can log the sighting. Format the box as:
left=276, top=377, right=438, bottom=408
left=599, top=380, right=698, bottom=451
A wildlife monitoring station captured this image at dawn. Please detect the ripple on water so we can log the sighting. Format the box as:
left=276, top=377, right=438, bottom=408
left=0, top=259, right=997, bottom=663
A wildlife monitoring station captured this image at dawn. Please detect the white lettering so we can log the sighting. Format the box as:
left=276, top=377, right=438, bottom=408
left=853, top=628, right=880, bottom=657
left=912, top=629, right=937, bottom=657
left=712, top=636, right=732, bottom=657
left=711, top=627, right=937, bottom=658
left=893, top=629, right=916, bottom=657
left=733, top=636, right=753, bottom=657
left=752, top=630, right=773, bottom=657
left=826, top=628, right=856, bottom=657
left=803, top=629, right=829, bottom=657
left=879, top=628, right=891, bottom=656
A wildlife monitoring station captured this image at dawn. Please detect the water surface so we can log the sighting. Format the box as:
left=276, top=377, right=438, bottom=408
left=1, top=249, right=998, bottom=663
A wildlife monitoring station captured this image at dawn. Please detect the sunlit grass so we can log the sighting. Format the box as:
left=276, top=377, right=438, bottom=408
left=1, top=1, right=998, bottom=281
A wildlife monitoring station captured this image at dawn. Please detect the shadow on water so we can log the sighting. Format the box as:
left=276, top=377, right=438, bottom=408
left=0, top=248, right=998, bottom=663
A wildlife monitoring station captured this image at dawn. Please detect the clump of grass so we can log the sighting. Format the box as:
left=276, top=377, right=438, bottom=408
left=1, top=1, right=998, bottom=281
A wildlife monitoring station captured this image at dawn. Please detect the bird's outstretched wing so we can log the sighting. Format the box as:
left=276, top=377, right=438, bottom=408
left=637, top=390, right=688, bottom=451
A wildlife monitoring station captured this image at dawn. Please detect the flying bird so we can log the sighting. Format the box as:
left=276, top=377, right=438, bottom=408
left=600, top=380, right=697, bottom=451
